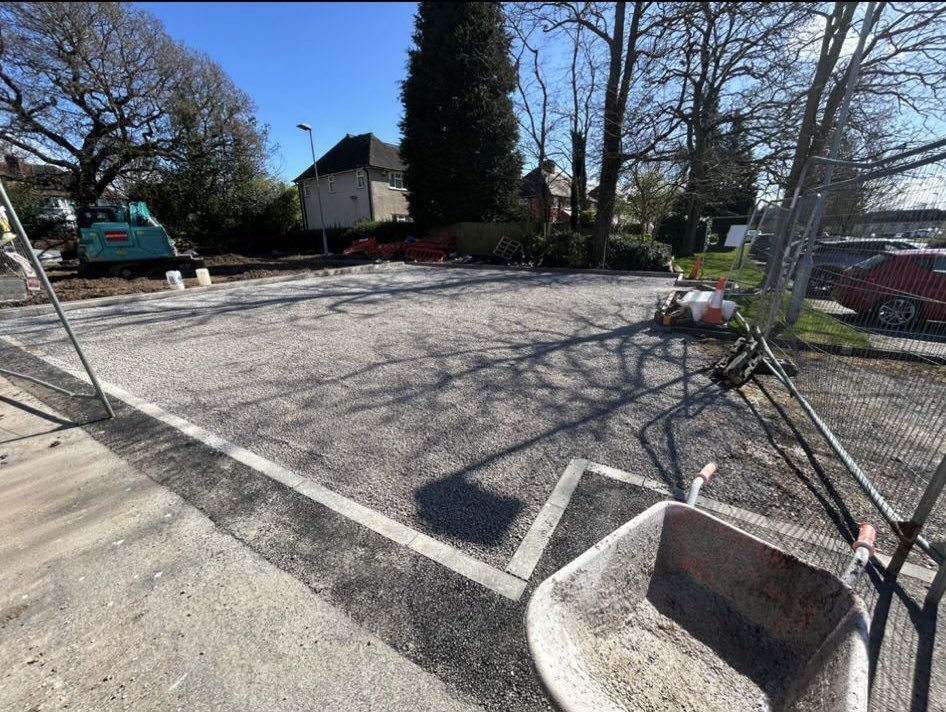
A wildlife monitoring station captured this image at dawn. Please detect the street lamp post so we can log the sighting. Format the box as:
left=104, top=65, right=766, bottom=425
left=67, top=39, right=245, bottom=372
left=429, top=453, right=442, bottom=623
left=296, top=123, right=329, bottom=255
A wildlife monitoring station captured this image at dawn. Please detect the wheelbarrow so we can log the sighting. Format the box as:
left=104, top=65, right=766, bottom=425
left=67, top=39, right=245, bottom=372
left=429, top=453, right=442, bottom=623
left=526, top=464, right=874, bottom=712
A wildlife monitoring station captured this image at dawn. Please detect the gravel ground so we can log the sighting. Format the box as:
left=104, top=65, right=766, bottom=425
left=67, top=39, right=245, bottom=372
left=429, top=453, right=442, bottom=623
left=0, top=265, right=941, bottom=571
left=1, top=339, right=940, bottom=712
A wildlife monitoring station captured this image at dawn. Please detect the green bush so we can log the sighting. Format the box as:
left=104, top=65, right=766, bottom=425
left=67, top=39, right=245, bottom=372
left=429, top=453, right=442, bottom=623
left=579, top=209, right=596, bottom=230
left=345, top=220, right=417, bottom=243
left=606, top=234, right=672, bottom=271
left=527, top=229, right=592, bottom=268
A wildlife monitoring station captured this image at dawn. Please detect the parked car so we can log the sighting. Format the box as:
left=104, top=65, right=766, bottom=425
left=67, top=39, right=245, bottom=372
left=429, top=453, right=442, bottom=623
left=807, top=238, right=919, bottom=294
left=833, top=248, right=946, bottom=329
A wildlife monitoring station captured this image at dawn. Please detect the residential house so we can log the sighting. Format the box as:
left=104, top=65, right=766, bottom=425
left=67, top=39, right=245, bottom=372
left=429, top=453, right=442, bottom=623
left=520, top=161, right=572, bottom=223
left=1, top=155, right=76, bottom=223
left=293, top=133, right=410, bottom=230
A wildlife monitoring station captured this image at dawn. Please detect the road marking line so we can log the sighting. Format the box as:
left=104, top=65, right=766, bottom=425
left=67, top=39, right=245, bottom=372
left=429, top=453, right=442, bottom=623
left=0, top=336, right=529, bottom=601
left=101, top=382, right=530, bottom=601
left=505, top=458, right=587, bottom=580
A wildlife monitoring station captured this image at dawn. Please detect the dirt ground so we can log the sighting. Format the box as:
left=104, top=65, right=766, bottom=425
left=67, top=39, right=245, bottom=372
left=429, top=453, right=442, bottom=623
left=2, top=252, right=347, bottom=306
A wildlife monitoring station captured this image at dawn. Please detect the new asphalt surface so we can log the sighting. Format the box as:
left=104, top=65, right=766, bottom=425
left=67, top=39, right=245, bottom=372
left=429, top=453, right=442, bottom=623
left=1, top=266, right=797, bottom=565
left=1, top=265, right=942, bottom=710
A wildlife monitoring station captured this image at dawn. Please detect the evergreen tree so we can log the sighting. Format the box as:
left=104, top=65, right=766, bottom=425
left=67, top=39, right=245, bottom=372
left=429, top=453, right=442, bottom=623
left=400, top=2, right=522, bottom=226
left=707, top=117, right=758, bottom=219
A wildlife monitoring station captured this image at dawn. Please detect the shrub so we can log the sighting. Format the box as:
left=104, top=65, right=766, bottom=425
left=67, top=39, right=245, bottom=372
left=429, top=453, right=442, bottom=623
left=527, top=229, right=592, bottom=268
left=655, top=214, right=687, bottom=255
left=345, top=220, right=417, bottom=243
left=606, top=234, right=672, bottom=271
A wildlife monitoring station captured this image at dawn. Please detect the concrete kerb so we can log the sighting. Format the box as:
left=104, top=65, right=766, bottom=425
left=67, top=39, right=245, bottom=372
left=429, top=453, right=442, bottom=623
left=0, top=260, right=406, bottom=318
left=414, top=261, right=678, bottom=280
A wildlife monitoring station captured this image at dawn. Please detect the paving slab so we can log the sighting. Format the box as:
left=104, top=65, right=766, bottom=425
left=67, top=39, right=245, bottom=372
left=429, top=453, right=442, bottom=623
left=0, top=378, right=481, bottom=712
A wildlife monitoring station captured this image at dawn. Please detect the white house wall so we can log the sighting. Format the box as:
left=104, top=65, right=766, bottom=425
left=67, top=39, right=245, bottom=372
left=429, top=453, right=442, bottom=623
left=366, top=168, right=410, bottom=222
left=301, top=168, right=411, bottom=228
left=300, top=169, right=372, bottom=229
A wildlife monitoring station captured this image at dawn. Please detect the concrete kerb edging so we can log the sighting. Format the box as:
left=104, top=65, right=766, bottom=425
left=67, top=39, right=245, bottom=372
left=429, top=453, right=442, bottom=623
left=414, top=261, right=678, bottom=280
left=0, top=261, right=405, bottom=318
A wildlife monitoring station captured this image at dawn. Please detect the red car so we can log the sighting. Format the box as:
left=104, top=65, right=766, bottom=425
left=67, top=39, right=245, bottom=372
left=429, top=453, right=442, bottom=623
left=833, top=248, right=946, bottom=329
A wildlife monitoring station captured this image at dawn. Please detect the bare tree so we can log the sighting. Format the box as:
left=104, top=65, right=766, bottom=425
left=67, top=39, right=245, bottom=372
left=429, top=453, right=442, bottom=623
left=648, top=2, right=809, bottom=255
left=617, top=165, right=681, bottom=237
left=782, top=2, right=946, bottom=201
left=0, top=2, right=259, bottom=204
left=540, top=2, right=667, bottom=262
left=509, top=7, right=557, bottom=229
left=564, top=25, right=598, bottom=232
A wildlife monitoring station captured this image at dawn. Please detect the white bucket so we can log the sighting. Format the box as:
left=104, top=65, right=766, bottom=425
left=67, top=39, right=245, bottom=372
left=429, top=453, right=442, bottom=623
left=165, top=270, right=185, bottom=290
left=195, top=268, right=212, bottom=287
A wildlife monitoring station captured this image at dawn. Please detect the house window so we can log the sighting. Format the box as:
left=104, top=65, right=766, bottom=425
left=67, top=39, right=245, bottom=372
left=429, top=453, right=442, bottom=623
left=303, top=182, right=311, bottom=198
left=328, top=175, right=336, bottom=193
left=388, top=171, right=405, bottom=190
left=393, top=214, right=412, bottom=223
left=356, top=169, right=366, bottom=189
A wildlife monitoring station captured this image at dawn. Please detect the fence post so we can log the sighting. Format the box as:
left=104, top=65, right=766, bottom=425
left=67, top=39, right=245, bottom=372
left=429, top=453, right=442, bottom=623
left=0, top=178, right=114, bottom=418
left=929, top=558, right=946, bottom=607
left=887, top=455, right=946, bottom=581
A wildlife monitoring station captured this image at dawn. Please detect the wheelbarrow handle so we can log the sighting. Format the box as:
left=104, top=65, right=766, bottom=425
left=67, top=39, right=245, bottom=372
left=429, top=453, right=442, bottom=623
left=841, top=522, right=876, bottom=588
left=685, top=463, right=718, bottom=506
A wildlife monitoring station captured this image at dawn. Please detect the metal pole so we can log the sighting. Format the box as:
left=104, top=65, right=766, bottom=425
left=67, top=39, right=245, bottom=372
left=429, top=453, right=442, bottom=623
left=0, top=178, right=115, bottom=418
left=887, top=455, right=946, bottom=577
left=299, top=124, right=329, bottom=255
left=929, top=557, right=946, bottom=607
left=786, top=2, right=878, bottom=325
left=753, top=328, right=942, bottom=564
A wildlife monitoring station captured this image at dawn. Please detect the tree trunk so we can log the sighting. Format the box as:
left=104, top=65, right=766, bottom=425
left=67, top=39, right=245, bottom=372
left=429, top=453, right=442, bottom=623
left=591, top=3, right=630, bottom=265
left=73, top=170, right=100, bottom=206
left=570, top=130, right=587, bottom=232
left=681, top=194, right=705, bottom=257
left=593, top=135, right=622, bottom=263
left=782, top=2, right=856, bottom=203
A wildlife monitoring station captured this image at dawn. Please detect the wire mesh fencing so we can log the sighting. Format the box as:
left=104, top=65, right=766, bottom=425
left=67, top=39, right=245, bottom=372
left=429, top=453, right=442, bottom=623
left=736, top=141, right=946, bottom=603
left=0, top=178, right=113, bottom=421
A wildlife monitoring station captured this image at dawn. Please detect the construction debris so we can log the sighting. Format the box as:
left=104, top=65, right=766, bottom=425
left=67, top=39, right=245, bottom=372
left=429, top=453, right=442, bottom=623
left=653, top=286, right=738, bottom=338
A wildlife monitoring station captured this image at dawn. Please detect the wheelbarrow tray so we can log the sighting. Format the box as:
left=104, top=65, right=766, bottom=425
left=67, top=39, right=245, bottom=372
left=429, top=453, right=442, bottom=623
left=526, top=502, right=869, bottom=712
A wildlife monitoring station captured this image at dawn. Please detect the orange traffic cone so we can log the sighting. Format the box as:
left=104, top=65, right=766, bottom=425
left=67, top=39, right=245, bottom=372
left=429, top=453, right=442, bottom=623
left=702, top=277, right=727, bottom=324
left=687, top=255, right=702, bottom=280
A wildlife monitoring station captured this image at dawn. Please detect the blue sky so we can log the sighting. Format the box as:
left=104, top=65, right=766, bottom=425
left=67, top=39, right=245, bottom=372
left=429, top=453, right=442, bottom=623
left=138, top=2, right=418, bottom=182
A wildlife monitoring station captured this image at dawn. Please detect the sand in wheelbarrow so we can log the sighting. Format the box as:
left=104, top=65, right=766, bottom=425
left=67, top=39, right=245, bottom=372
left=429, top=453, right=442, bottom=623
left=564, top=572, right=803, bottom=712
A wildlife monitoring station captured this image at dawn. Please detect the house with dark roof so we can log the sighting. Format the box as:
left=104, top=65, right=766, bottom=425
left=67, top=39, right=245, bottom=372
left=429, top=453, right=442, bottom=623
left=520, top=161, right=572, bottom=224
left=292, top=133, right=410, bottom=230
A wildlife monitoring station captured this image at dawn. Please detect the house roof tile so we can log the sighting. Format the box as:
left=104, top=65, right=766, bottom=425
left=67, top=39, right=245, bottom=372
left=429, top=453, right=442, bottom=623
left=293, top=133, right=405, bottom=182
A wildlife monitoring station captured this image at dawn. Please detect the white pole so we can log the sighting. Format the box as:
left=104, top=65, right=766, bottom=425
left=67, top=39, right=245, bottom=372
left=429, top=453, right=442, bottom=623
left=298, top=123, right=329, bottom=255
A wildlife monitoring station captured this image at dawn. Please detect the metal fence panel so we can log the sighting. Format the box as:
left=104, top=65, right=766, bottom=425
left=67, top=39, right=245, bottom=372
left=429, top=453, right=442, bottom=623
left=737, top=142, right=946, bottom=600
